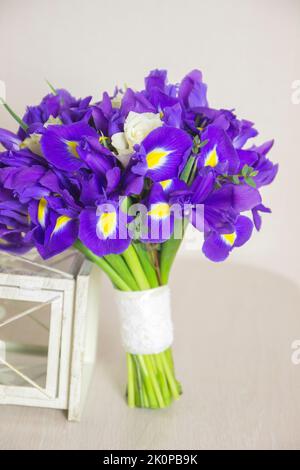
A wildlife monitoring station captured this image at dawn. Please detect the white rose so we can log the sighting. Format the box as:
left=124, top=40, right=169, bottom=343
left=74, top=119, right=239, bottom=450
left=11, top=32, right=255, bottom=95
left=111, top=132, right=132, bottom=167
left=124, top=111, right=162, bottom=148
left=44, top=115, right=63, bottom=127
left=111, top=91, right=123, bottom=109
left=111, top=111, right=163, bottom=167
left=18, top=116, right=63, bottom=157
left=19, top=133, right=43, bottom=156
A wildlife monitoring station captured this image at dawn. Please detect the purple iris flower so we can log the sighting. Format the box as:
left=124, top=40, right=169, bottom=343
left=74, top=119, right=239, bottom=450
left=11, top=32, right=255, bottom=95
left=91, top=92, right=117, bottom=136
left=76, top=136, right=117, bottom=176
left=0, top=129, right=22, bottom=151
left=131, top=126, right=193, bottom=182
left=179, top=70, right=208, bottom=110
left=186, top=172, right=260, bottom=260
left=0, top=69, right=278, bottom=261
left=145, top=70, right=169, bottom=94
left=18, top=89, right=92, bottom=139
left=0, top=186, right=33, bottom=254
left=79, top=197, right=131, bottom=257
left=121, top=88, right=155, bottom=116
left=250, top=140, right=278, bottom=188
left=143, top=70, right=182, bottom=126
left=197, top=125, right=239, bottom=174
left=41, top=122, right=98, bottom=171
left=137, top=184, right=175, bottom=244
left=202, top=215, right=253, bottom=262
left=252, top=204, right=271, bottom=231
left=28, top=198, right=79, bottom=259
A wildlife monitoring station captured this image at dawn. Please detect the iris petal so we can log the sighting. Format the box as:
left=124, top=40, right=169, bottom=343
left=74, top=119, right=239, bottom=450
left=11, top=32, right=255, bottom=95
left=35, top=212, right=78, bottom=259
left=204, top=147, right=219, bottom=167
left=146, top=148, right=171, bottom=169
left=148, top=202, right=170, bottom=220
left=200, top=126, right=239, bottom=174
left=41, top=122, right=97, bottom=171
left=79, top=206, right=130, bottom=257
left=37, top=198, right=48, bottom=228
left=140, top=126, right=192, bottom=182
left=221, top=232, right=236, bottom=246
left=97, top=211, right=117, bottom=239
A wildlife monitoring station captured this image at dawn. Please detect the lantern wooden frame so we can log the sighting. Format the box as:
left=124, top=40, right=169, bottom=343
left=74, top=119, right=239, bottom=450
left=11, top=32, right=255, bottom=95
left=0, top=249, right=100, bottom=421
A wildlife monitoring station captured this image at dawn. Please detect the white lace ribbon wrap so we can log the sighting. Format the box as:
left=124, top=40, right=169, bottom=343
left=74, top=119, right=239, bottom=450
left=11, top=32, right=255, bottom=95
left=115, top=286, right=173, bottom=355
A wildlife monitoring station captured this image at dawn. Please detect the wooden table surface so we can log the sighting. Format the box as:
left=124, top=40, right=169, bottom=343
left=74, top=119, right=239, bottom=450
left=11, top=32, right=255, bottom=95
left=0, top=258, right=299, bottom=450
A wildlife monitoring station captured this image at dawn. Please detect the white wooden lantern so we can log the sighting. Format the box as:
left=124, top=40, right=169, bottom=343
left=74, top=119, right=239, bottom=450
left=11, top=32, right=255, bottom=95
left=0, top=248, right=101, bottom=421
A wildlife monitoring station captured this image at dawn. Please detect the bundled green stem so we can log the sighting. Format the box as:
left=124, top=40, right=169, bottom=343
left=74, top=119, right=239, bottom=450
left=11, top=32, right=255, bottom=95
left=74, top=237, right=185, bottom=409
left=126, top=348, right=181, bottom=409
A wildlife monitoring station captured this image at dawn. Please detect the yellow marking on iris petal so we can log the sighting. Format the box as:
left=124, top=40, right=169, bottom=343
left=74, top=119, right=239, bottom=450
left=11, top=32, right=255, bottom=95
left=204, top=147, right=219, bottom=167
left=146, top=148, right=171, bottom=169
left=0, top=238, right=9, bottom=245
left=66, top=140, right=79, bottom=158
left=98, top=211, right=117, bottom=238
left=53, top=215, right=72, bottom=234
left=38, top=198, right=47, bottom=227
left=221, top=232, right=236, bottom=247
left=148, top=203, right=170, bottom=220
left=160, top=179, right=172, bottom=190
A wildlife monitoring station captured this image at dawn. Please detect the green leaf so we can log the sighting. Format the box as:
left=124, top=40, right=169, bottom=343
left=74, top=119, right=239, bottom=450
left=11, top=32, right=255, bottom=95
left=133, top=243, right=159, bottom=288
left=245, top=176, right=256, bottom=188
left=122, top=245, right=150, bottom=290
left=120, top=195, right=132, bottom=214
left=105, top=253, right=139, bottom=290
left=241, top=164, right=249, bottom=177
left=180, top=156, right=195, bottom=183
left=232, top=175, right=240, bottom=185
left=250, top=170, right=258, bottom=177
left=193, top=134, right=200, bottom=146
left=99, top=132, right=110, bottom=149
left=198, top=139, right=208, bottom=149
left=45, top=79, right=57, bottom=95
left=188, top=159, right=198, bottom=185
left=0, top=98, right=28, bottom=131
left=160, top=218, right=188, bottom=285
left=74, top=240, right=131, bottom=291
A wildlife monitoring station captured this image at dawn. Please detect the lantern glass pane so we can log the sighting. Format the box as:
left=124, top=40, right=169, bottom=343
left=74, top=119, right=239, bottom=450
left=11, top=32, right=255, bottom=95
left=0, top=249, right=83, bottom=279
left=0, top=299, right=51, bottom=389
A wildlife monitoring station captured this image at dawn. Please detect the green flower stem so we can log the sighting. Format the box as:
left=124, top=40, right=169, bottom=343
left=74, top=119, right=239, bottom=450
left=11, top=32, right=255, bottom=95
left=161, top=352, right=180, bottom=400
left=74, top=240, right=131, bottom=291
left=143, top=385, right=150, bottom=408
left=165, top=347, right=174, bottom=371
left=0, top=98, right=28, bottom=131
left=133, top=243, right=159, bottom=288
left=45, top=79, right=57, bottom=95
left=105, top=254, right=139, bottom=291
left=74, top=241, right=182, bottom=410
left=132, top=355, right=145, bottom=408
left=180, top=155, right=195, bottom=183
left=133, top=377, right=140, bottom=408
left=144, top=355, right=165, bottom=408
left=126, top=348, right=181, bottom=409
left=137, top=354, right=158, bottom=408
left=126, top=353, right=135, bottom=408
left=154, top=353, right=171, bottom=405
left=160, top=218, right=189, bottom=285
left=122, top=245, right=151, bottom=290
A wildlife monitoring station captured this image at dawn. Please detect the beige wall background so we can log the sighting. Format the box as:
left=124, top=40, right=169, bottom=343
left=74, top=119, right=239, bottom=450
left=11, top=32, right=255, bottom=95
left=0, top=0, right=299, bottom=283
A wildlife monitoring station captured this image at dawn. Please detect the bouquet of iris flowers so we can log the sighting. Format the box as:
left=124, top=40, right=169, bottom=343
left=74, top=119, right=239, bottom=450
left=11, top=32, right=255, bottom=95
left=0, top=70, right=277, bottom=409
